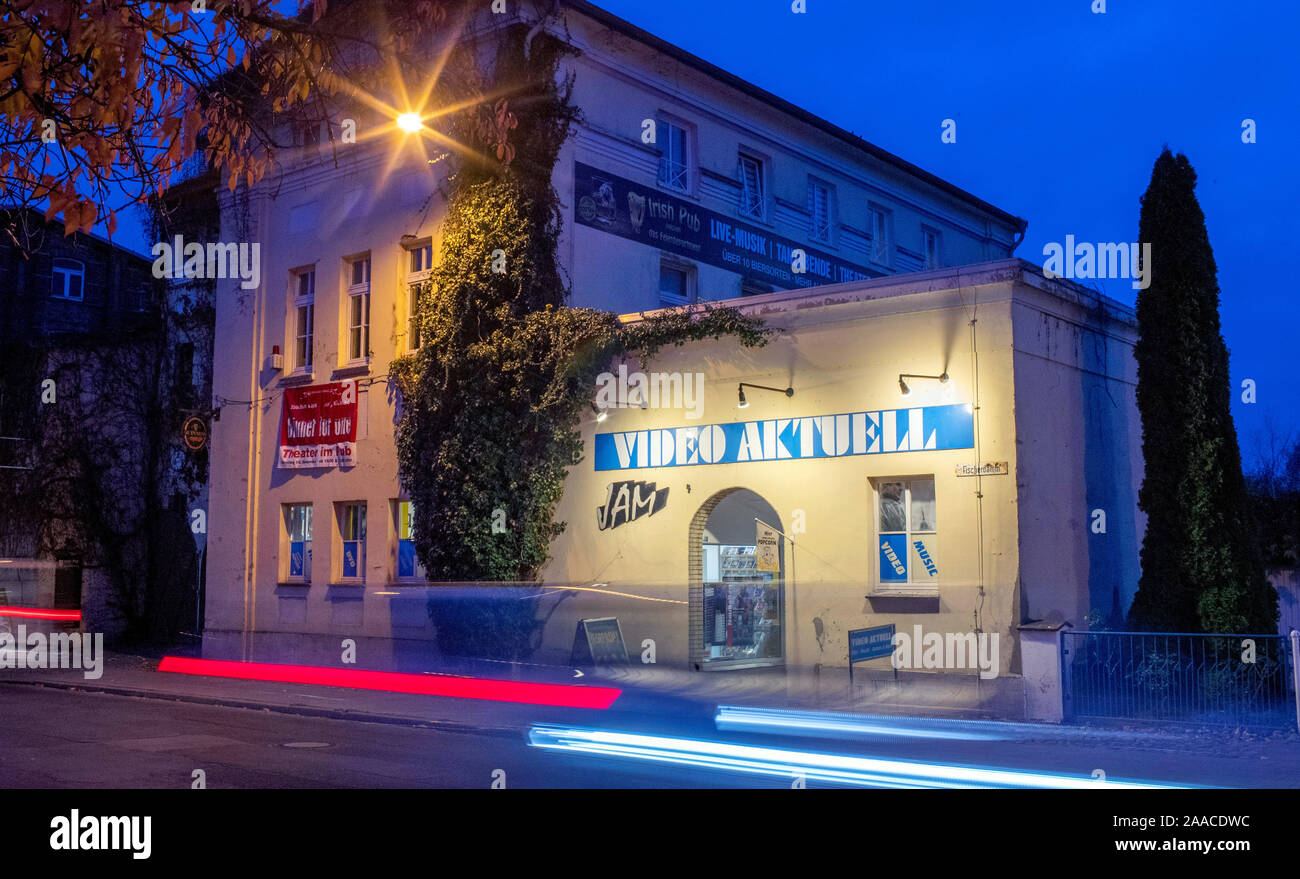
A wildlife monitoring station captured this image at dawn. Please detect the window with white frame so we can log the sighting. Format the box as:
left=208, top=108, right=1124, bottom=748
left=922, top=227, right=942, bottom=270
left=51, top=258, right=85, bottom=301
left=657, top=120, right=689, bottom=192
left=292, top=268, right=315, bottom=370
left=338, top=501, right=367, bottom=582
left=406, top=243, right=432, bottom=351
left=808, top=180, right=832, bottom=243
left=346, top=256, right=371, bottom=362
left=738, top=154, right=765, bottom=219
left=870, top=206, right=893, bottom=266
left=395, top=500, right=427, bottom=580
left=284, top=504, right=313, bottom=582
left=659, top=261, right=693, bottom=307
left=875, top=477, right=938, bottom=590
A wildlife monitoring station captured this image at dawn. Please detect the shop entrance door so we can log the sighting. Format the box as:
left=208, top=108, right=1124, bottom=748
left=692, top=488, right=784, bottom=671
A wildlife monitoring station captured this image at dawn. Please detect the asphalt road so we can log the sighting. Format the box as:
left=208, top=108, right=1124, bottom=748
left=2, top=683, right=1296, bottom=788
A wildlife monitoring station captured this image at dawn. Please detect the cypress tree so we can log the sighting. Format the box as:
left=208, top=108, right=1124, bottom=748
left=1128, top=149, right=1277, bottom=633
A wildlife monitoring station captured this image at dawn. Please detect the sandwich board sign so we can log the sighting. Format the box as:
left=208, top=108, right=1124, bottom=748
left=570, top=617, right=630, bottom=668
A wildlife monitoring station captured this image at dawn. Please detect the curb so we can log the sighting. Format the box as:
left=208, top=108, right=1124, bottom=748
left=0, top=677, right=526, bottom=740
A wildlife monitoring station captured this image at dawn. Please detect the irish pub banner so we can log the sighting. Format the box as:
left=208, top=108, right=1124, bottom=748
left=593, top=403, right=974, bottom=472
left=574, top=161, right=878, bottom=291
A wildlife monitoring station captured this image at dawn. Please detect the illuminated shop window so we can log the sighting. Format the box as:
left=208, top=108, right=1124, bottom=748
left=876, top=477, right=938, bottom=590
left=284, top=503, right=313, bottom=582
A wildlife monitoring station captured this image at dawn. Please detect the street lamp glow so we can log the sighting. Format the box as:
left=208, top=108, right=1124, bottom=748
left=396, top=112, right=423, bottom=133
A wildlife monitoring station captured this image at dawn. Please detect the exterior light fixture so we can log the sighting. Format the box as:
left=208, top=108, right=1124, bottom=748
left=738, top=382, right=794, bottom=409
left=596, top=409, right=608, bottom=423
left=397, top=112, right=423, bottom=133
left=899, top=372, right=948, bottom=397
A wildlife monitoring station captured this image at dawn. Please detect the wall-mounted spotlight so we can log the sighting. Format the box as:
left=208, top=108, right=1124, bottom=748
left=898, top=372, right=948, bottom=397
left=738, top=382, right=794, bottom=409
left=591, top=403, right=608, bottom=423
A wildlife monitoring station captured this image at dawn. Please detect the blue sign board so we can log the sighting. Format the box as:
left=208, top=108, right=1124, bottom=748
left=593, top=403, right=974, bottom=471
left=849, top=625, right=897, bottom=663
left=849, top=624, right=897, bottom=682
left=574, top=161, right=879, bottom=291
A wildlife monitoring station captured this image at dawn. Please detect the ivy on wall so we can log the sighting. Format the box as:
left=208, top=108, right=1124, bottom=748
left=391, top=24, right=769, bottom=599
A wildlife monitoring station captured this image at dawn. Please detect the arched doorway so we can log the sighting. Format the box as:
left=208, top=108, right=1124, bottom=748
left=687, top=488, right=785, bottom=670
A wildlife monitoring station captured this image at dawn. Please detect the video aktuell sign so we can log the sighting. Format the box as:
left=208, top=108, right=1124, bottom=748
left=593, top=403, right=974, bottom=471
left=574, top=161, right=878, bottom=291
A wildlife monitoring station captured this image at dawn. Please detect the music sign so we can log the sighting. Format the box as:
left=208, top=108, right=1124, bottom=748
left=277, top=381, right=358, bottom=469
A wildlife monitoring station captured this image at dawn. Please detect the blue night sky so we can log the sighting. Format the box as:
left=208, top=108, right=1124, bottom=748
left=590, top=0, right=1299, bottom=464
left=112, top=0, right=1297, bottom=462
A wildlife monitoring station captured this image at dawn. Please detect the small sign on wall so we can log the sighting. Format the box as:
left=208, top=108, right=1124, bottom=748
left=955, top=461, right=1008, bottom=477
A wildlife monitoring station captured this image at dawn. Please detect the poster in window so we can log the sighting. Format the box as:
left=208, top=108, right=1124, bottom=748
left=879, top=482, right=906, bottom=532
left=879, top=533, right=908, bottom=583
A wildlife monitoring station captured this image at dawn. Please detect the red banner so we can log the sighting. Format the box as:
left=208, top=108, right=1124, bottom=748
left=277, top=381, right=358, bottom=469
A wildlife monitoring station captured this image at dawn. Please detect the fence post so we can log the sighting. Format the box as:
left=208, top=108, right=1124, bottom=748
left=1019, top=619, right=1072, bottom=723
left=1291, top=629, right=1300, bottom=733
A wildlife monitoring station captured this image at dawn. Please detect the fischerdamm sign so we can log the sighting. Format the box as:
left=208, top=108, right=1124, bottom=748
left=593, top=403, right=974, bottom=471
left=574, top=161, right=879, bottom=291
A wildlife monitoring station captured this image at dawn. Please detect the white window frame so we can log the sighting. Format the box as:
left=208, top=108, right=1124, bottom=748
left=870, top=204, right=894, bottom=267
left=922, top=226, right=942, bottom=271
left=338, top=501, right=367, bottom=583
left=405, top=243, right=432, bottom=351
left=658, top=259, right=695, bottom=307
left=284, top=503, right=313, bottom=583
left=51, top=258, right=85, bottom=301
left=874, top=476, right=938, bottom=593
left=808, top=179, right=833, bottom=243
left=292, top=268, right=315, bottom=372
left=395, top=500, right=428, bottom=581
left=346, top=256, right=371, bottom=363
left=657, top=119, right=691, bottom=194
left=738, top=153, right=766, bottom=220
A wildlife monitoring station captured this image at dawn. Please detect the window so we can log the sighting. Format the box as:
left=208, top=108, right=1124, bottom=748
left=339, top=502, right=366, bottom=582
left=922, top=227, right=942, bottom=270
left=406, top=244, right=433, bottom=350
left=876, top=478, right=938, bottom=590
left=285, top=504, right=313, bottom=582
left=659, top=262, right=692, bottom=307
left=51, top=258, right=85, bottom=301
left=738, top=154, right=765, bottom=219
left=347, top=256, right=371, bottom=362
left=808, top=180, right=832, bottom=242
left=870, top=206, right=893, bottom=266
left=293, top=268, right=315, bottom=370
left=396, top=501, right=427, bottom=580
left=657, top=120, right=689, bottom=192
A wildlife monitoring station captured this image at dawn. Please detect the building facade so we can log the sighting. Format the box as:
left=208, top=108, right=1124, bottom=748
left=200, top=3, right=1146, bottom=694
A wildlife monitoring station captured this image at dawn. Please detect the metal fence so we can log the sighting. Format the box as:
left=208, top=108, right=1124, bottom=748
left=1062, top=631, right=1295, bottom=728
